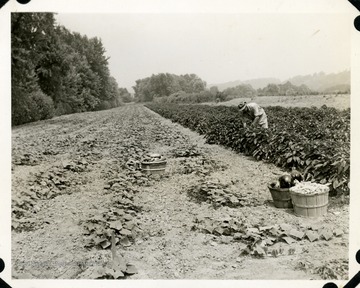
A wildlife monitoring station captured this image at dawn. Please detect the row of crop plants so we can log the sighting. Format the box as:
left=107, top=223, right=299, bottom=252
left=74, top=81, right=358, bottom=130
left=145, top=103, right=350, bottom=196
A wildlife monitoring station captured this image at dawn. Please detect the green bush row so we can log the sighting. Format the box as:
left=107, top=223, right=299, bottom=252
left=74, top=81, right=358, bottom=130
left=146, top=103, right=350, bottom=196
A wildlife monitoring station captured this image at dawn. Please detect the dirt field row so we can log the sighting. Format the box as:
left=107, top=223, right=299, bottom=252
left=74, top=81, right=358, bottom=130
left=11, top=104, right=349, bottom=280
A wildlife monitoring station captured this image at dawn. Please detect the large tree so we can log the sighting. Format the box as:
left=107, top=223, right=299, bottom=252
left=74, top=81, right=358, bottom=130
left=11, top=13, right=56, bottom=125
left=11, top=12, right=122, bottom=125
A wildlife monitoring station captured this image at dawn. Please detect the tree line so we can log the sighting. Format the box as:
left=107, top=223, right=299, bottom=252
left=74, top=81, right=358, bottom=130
left=257, top=81, right=315, bottom=96
left=11, top=13, right=130, bottom=126
left=133, top=73, right=207, bottom=102
left=133, top=73, right=317, bottom=104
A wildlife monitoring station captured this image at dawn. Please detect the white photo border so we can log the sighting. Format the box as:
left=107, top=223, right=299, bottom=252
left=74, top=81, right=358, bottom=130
left=1, top=1, right=359, bottom=288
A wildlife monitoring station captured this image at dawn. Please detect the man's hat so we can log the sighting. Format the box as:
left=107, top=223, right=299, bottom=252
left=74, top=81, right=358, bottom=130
left=238, top=102, right=247, bottom=111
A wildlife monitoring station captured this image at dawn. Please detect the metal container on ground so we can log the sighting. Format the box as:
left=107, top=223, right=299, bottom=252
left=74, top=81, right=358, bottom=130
left=268, top=185, right=293, bottom=208
left=289, top=183, right=329, bottom=218
left=140, top=160, right=167, bottom=175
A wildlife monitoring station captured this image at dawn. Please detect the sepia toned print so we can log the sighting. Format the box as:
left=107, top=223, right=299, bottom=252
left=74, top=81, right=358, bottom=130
left=10, top=11, right=350, bottom=280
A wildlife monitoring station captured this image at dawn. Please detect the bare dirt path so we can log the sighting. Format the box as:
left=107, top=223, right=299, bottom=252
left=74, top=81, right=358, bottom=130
left=11, top=104, right=349, bottom=280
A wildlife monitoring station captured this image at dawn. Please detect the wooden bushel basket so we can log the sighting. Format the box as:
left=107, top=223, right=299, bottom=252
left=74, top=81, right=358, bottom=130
left=140, top=160, right=167, bottom=175
left=289, top=187, right=329, bottom=218
left=268, top=185, right=293, bottom=208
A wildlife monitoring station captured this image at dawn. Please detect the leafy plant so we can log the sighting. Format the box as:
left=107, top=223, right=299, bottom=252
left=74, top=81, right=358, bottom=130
left=80, top=231, right=138, bottom=279
left=187, top=179, right=262, bottom=208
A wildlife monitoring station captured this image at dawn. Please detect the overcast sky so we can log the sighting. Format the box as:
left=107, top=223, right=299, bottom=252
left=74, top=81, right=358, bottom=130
left=55, top=13, right=351, bottom=91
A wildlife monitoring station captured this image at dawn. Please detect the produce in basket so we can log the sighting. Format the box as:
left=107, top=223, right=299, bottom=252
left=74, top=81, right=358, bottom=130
left=270, top=169, right=304, bottom=190
left=290, top=168, right=303, bottom=183
left=269, top=180, right=281, bottom=189
left=148, top=153, right=161, bottom=158
left=289, top=181, right=329, bottom=195
left=142, top=153, right=166, bottom=163
left=279, top=174, right=292, bottom=188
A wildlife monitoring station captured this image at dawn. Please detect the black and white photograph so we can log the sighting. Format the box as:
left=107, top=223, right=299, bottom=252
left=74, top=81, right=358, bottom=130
left=1, top=0, right=359, bottom=287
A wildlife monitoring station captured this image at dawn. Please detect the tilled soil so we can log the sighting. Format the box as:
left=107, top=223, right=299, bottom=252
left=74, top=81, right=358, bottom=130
left=11, top=104, right=349, bottom=280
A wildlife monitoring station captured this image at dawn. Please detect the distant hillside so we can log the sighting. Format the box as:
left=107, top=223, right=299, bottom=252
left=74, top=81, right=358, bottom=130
left=257, top=81, right=313, bottom=96
left=210, top=77, right=281, bottom=91
left=322, top=84, right=350, bottom=94
left=210, top=70, right=350, bottom=93
left=287, top=70, right=350, bottom=92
